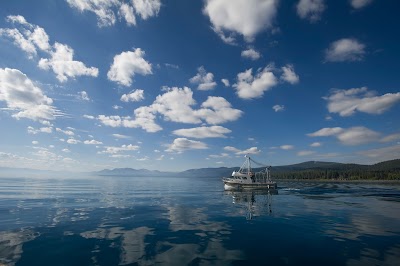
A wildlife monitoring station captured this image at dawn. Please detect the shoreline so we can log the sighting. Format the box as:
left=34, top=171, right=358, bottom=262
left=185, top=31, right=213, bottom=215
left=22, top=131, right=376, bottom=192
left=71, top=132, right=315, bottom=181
left=274, top=178, right=400, bottom=184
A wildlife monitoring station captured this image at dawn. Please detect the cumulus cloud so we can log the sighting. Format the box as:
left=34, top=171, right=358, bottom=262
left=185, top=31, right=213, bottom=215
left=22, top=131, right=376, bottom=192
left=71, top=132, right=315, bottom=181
left=78, top=91, right=90, bottom=101
left=67, top=138, right=80, bottom=144
left=66, top=0, right=161, bottom=27
left=350, top=0, right=373, bottom=9
left=296, top=0, right=326, bottom=22
left=166, top=138, right=208, bottom=153
left=121, top=89, right=145, bottom=102
left=310, top=142, right=322, bottom=147
left=107, top=48, right=152, bottom=86
left=0, top=15, right=50, bottom=57
left=203, top=0, right=279, bottom=43
left=224, top=146, right=261, bottom=155
left=189, top=66, right=217, bottom=91
left=221, top=79, right=230, bottom=87
left=241, top=48, right=261, bottom=60
left=98, top=87, right=242, bottom=132
left=325, top=38, right=366, bottom=62
left=1, top=16, right=98, bottom=82
left=0, top=68, right=59, bottom=121
left=325, top=87, right=400, bottom=116
left=56, top=128, right=75, bottom=136
left=272, top=105, right=285, bottom=112
left=99, top=144, right=140, bottom=154
left=27, top=126, right=53, bottom=134
left=173, top=126, right=231, bottom=139
left=308, top=126, right=380, bottom=145
left=84, top=139, right=103, bottom=145
left=38, top=42, right=99, bottom=82
left=281, top=64, right=299, bottom=84
left=233, top=66, right=277, bottom=99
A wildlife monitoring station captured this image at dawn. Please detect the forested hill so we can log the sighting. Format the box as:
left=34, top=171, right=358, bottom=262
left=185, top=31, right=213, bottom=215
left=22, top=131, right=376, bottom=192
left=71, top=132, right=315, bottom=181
left=178, top=159, right=400, bottom=180
left=270, top=159, right=400, bottom=180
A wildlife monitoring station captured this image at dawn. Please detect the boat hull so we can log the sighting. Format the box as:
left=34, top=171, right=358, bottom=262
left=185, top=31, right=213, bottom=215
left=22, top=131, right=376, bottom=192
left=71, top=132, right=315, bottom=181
left=223, top=180, right=277, bottom=190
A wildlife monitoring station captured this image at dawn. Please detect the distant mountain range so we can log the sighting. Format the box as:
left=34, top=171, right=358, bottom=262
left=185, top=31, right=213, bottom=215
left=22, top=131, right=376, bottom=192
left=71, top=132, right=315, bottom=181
left=95, top=159, right=400, bottom=179
left=1, top=159, right=399, bottom=180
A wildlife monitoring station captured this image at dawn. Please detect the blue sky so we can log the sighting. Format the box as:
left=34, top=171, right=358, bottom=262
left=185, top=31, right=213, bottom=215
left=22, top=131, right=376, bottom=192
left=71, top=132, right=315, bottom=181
left=0, top=0, right=399, bottom=172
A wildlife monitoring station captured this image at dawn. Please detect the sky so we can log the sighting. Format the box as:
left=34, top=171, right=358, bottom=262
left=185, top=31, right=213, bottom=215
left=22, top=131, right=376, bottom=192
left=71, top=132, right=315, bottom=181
left=0, top=0, right=399, bottom=172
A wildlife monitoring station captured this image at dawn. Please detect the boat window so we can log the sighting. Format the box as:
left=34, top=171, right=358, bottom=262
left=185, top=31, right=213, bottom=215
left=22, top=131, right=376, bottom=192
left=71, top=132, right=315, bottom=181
left=243, top=177, right=247, bottom=179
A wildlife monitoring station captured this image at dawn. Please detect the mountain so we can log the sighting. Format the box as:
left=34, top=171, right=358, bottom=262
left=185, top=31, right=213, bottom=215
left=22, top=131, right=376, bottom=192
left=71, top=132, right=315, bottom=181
left=1, top=159, right=399, bottom=180
left=96, top=168, right=176, bottom=177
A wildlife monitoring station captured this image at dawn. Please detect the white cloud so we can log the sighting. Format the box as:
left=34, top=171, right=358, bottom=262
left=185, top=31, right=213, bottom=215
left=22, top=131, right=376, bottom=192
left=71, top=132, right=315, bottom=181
left=297, top=150, right=315, bottom=156
left=358, top=145, right=400, bottom=163
left=83, top=114, right=95, bottom=119
left=203, top=0, right=279, bottom=42
left=112, top=133, right=130, bottom=139
left=241, top=48, right=261, bottom=60
left=307, top=127, right=344, bottom=137
left=272, top=105, right=285, bottom=112
left=62, top=148, right=70, bottom=153
left=67, top=138, right=80, bottom=144
left=38, top=42, right=99, bottom=82
left=66, top=0, right=161, bottom=27
left=173, top=126, right=231, bottom=139
left=325, top=87, right=400, bottom=116
left=132, top=0, right=161, bottom=20
left=120, top=89, right=145, bottom=102
left=380, top=133, right=400, bottom=143
left=0, top=15, right=51, bottom=57
left=325, top=38, right=366, bottom=62
left=310, top=142, right=322, bottom=147
left=66, top=0, right=118, bottom=27
left=119, top=3, right=136, bottom=26
left=221, top=79, right=230, bottom=87
left=112, top=105, right=123, bottom=110
left=308, top=126, right=380, bottom=145
left=336, top=127, right=380, bottom=145
left=107, top=48, right=152, bottom=86
left=281, top=64, right=299, bottom=84
left=84, top=139, right=103, bottom=145
left=56, top=128, right=75, bottom=136
left=350, top=0, right=373, bottom=9
left=99, top=144, right=140, bottom=154
left=280, top=145, right=294, bottom=150
left=189, top=66, right=217, bottom=91
left=137, top=156, right=149, bottom=161
left=98, top=87, right=242, bottom=132
left=0, top=68, right=59, bottom=121
left=296, top=0, right=326, bottom=22
left=27, top=126, right=53, bottom=134
left=78, top=91, right=90, bottom=101
left=0, top=16, right=98, bottom=82
left=165, top=138, right=208, bottom=153
left=1, top=16, right=98, bottom=82
left=233, top=66, right=278, bottom=99
left=156, top=154, right=164, bottom=160
left=32, top=141, right=39, bottom=145
left=223, top=146, right=261, bottom=155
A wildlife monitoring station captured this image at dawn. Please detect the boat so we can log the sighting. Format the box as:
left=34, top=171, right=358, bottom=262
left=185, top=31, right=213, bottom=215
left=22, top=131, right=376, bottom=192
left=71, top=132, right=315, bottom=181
left=222, top=155, right=277, bottom=190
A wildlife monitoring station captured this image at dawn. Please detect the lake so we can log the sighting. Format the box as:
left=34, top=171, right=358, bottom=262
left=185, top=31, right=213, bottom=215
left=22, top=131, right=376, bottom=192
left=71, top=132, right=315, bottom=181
left=0, top=176, right=399, bottom=265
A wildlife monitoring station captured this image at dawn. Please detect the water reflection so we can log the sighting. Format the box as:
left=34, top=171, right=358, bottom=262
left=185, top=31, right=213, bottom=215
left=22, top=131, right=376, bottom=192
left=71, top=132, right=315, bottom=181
left=225, top=189, right=278, bottom=220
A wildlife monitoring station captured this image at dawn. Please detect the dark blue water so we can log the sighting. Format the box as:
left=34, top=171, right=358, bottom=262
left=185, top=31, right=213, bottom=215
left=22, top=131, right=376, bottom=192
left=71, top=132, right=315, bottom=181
left=0, top=176, right=399, bottom=265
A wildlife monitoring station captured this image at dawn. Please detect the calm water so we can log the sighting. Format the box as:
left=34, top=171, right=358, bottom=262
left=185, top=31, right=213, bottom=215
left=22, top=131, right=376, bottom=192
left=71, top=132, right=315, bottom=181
left=0, top=176, right=400, bottom=266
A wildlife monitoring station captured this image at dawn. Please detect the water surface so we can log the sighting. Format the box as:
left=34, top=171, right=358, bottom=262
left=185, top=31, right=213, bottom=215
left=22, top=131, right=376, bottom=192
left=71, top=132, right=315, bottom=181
left=0, top=176, right=399, bottom=265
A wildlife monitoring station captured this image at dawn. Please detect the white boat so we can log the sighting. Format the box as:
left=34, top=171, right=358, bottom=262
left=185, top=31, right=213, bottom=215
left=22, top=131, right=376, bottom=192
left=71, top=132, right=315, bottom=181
left=222, top=155, right=277, bottom=190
